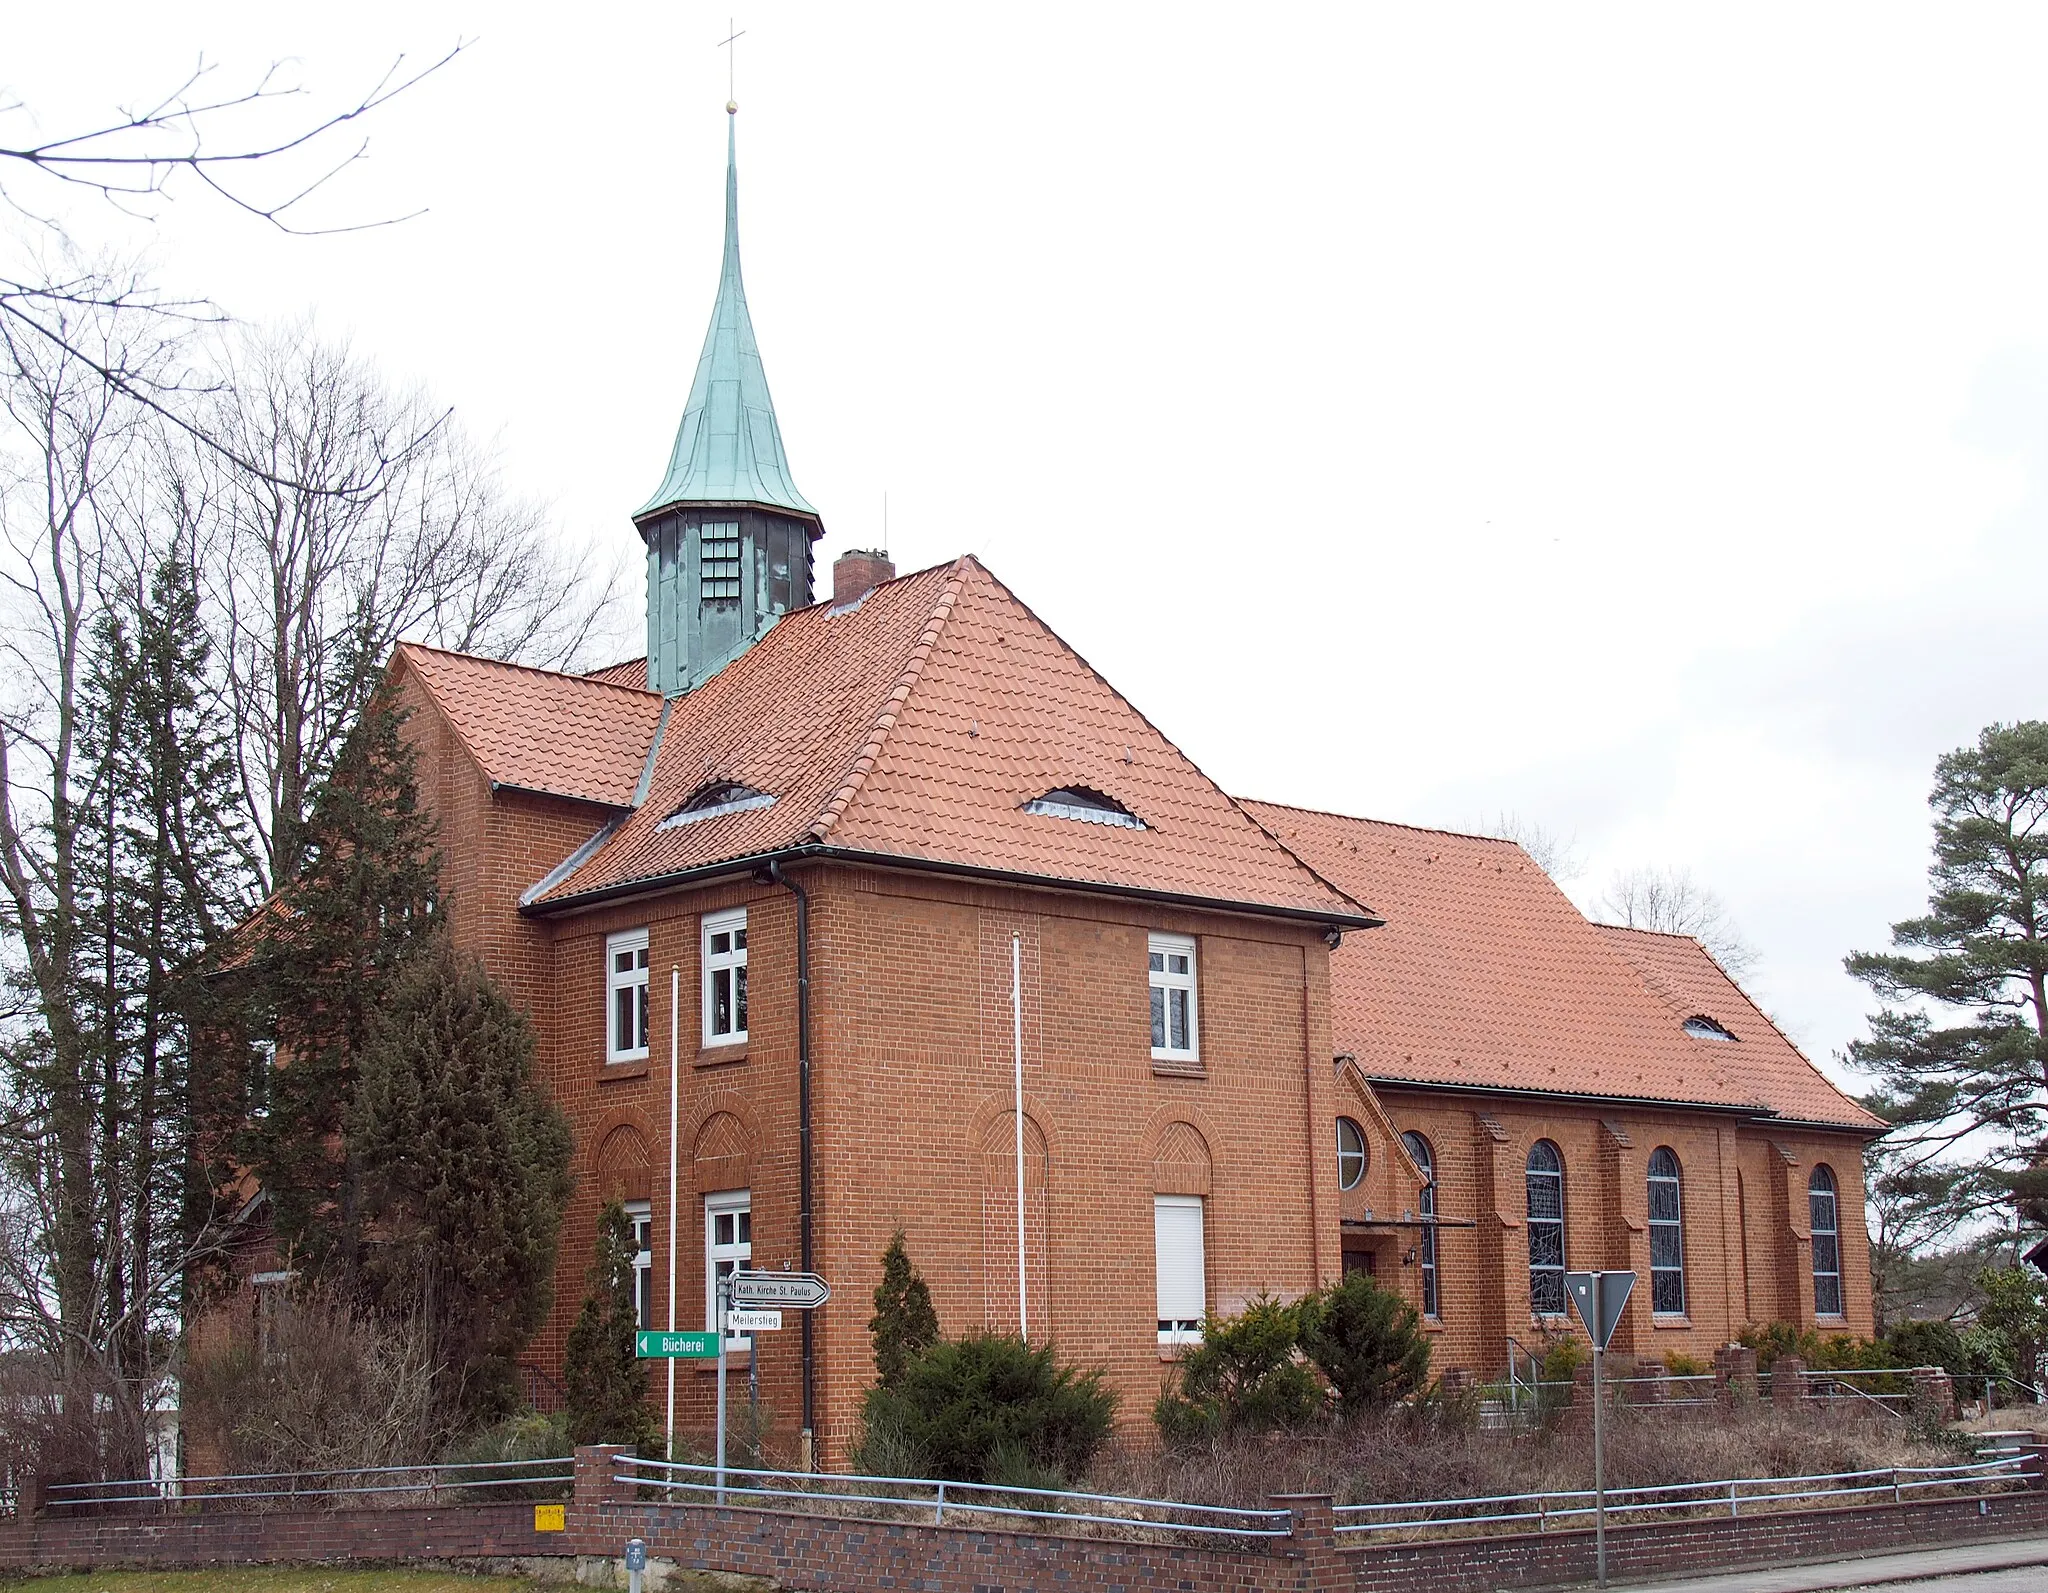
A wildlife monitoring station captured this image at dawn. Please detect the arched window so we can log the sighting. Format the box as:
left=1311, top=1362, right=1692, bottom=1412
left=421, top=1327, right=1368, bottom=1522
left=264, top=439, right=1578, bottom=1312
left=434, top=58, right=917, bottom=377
left=1526, top=1140, right=1566, bottom=1315
left=1810, top=1165, right=1843, bottom=1317
left=1336, top=1118, right=1367, bottom=1190
left=1648, top=1147, right=1685, bottom=1315
left=1402, top=1131, right=1439, bottom=1318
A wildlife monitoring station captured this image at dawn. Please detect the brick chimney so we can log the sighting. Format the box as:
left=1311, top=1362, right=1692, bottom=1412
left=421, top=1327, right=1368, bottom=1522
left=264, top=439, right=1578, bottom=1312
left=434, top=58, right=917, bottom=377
left=832, top=549, right=895, bottom=606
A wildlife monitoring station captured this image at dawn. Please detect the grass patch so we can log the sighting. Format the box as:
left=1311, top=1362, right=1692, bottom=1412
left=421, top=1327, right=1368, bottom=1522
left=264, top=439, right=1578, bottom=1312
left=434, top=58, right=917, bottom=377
left=4, top=1571, right=551, bottom=1592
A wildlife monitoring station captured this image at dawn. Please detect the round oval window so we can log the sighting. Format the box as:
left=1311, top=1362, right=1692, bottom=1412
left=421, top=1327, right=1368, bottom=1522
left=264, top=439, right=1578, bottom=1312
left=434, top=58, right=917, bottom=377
left=1336, top=1117, right=1367, bottom=1189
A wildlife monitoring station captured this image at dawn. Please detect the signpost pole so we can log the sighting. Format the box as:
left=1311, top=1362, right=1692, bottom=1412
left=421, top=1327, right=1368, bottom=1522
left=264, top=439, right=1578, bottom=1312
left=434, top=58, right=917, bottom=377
left=1592, top=1336, right=1608, bottom=1588
left=666, top=966, right=680, bottom=1461
left=715, top=1274, right=728, bottom=1505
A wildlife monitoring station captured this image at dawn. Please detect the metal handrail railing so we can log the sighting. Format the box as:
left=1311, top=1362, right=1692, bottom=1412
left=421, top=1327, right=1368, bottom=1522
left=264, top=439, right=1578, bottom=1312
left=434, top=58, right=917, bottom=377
left=1330, top=1455, right=2029, bottom=1537
left=612, top=1453, right=1293, bottom=1538
left=43, top=1456, right=575, bottom=1510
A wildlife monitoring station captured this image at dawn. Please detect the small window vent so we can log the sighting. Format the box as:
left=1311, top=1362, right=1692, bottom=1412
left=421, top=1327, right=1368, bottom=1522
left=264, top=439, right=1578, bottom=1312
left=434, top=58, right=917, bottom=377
left=1021, top=786, right=1146, bottom=829
left=657, top=781, right=775, bottom=831
left=1683, top=1014, right=1736, bottom=1042
left=700, top=521, right=741, bottom=603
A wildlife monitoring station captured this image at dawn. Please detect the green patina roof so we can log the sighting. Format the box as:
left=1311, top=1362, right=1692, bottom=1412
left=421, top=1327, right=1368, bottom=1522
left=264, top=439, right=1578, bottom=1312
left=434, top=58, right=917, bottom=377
left=637, top=116, right=818, bottom=524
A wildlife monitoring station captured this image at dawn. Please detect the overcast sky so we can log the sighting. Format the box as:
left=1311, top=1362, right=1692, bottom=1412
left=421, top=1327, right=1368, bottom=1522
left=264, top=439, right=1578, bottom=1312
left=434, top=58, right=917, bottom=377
left=12, top=4, right=2048, bottom=1088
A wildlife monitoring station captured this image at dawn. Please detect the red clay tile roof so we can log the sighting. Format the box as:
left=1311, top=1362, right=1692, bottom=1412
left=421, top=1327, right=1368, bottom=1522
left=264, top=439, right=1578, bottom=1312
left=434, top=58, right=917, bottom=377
left=394, top=644, right=663, bottom=809
left=584, top=657, right=650, bottom=689
left=1595, top=924, right=1883, bottom=1131
left=1242, top=802, right=1881, bottom=1129
left=529, top=558, right=1368, bottom=923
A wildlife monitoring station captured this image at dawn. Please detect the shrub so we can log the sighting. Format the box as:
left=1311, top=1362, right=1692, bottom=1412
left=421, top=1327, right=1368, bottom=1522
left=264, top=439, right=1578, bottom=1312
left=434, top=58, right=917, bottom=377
left=1661, top=1351, right=1710, bottom=1378
left=441, top=1408, right=572, bottom=1496
left=869, top=1229, right=940, bottom=1388
left=1976, top=1267, right=2048, bottom=1386
left=1539, top=1335, right=1585, bottom=1382
left=562, top=1201, right=658, bottom=1451
left=855, top=1333, right=1116, bottom=1484
left=1298, top=1272, right=1431, bottom=1415
left=182, top=1288, right=442, bottom=1473
left=1154, top=1295, right=1325, bottom=1446
left=1883, top=1318, right=1966, bottom=1373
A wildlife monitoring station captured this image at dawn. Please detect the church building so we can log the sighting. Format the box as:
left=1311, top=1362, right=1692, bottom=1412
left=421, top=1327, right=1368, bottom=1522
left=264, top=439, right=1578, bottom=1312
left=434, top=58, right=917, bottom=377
left=367, top=116, right=1880, bottom=1462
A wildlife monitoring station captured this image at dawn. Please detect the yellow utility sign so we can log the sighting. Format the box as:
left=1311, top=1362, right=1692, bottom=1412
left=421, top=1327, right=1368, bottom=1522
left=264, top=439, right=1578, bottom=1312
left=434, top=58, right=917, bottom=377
left=534, top=1503, right=566, bottom=1532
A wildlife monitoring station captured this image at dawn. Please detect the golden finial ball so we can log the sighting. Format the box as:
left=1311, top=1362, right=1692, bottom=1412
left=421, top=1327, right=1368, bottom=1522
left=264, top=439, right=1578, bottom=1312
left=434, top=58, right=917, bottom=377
left=727, top=100, right=739, bottom=115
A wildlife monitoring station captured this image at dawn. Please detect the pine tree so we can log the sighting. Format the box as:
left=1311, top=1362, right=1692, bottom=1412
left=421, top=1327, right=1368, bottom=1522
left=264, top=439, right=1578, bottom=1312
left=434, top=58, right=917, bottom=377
left=243, top=681, right=441, bottom=1279
left=563, top=1201, right=658, bottom=1449
left=348, top=939, right=573, bottom=1427
left=868, top=1229, right=940, bottom=1388
left=1846, top=722, right=2048, bottom=1231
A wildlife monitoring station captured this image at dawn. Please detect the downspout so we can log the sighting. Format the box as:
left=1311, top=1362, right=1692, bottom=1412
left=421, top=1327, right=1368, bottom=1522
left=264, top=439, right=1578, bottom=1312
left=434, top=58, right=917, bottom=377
left=765, top=860, right=815, bottom=1452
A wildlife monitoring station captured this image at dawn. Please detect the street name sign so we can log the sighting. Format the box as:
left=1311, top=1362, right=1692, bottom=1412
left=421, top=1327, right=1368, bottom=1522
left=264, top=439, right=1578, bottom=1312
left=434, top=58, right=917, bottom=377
left=635, top=1329, right=719, bottom=1360
left=727, top=1271, right=830, bottom=1308
left=1564, top=1271, right=1635, bottom=1350
left=727, top=1309, right=784, bottom=1332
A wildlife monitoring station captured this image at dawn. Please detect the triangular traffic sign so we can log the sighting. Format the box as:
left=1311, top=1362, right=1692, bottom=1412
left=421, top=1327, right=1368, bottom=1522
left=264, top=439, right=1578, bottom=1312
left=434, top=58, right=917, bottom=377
left=1565, top=1270, right=1635, bottom=1349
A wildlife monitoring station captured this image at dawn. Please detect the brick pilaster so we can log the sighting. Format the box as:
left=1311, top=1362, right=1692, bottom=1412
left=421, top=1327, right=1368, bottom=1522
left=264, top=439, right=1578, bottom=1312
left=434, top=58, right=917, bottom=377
left=1271, top=1494, right=1345, bottom=1593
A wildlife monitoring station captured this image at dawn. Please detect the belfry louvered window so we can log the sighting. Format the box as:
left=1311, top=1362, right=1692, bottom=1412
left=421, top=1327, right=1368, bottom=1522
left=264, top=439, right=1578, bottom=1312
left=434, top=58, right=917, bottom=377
left=700, top=521, right=741, bottom=601
left=1526, top=1140, right=1566, bottom=1315
left=1648, top=1147, right=1686, bottom=1316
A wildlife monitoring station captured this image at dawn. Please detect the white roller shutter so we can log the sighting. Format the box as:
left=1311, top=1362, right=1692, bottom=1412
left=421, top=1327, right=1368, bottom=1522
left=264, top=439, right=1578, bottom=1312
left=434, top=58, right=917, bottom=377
left=1154, top=1195, right=1206, bottom=1340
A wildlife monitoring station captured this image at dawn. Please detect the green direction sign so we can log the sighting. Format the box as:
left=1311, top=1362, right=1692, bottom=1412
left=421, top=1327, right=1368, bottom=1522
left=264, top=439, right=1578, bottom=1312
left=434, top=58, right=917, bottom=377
left=636, top=1330, right=719, bottom=1360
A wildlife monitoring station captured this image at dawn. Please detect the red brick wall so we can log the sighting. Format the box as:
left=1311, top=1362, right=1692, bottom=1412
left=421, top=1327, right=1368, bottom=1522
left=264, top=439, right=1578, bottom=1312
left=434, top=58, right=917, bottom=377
left=0, top=1501, right=553, bottom=1572
left=379, top=670, right=1879, bottom=1464
left=1372, top=1088, right=1875, bottom=1373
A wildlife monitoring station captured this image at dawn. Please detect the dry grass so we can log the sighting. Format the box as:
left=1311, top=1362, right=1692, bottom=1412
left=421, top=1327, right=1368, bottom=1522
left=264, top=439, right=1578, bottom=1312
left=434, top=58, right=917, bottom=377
left=1089, top=1402, right=1972, bottom=1511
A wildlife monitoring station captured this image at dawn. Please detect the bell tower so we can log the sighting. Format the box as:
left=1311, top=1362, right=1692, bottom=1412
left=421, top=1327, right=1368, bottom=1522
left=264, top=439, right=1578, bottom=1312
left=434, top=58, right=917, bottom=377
left=636, top=108, right=821, bottom=695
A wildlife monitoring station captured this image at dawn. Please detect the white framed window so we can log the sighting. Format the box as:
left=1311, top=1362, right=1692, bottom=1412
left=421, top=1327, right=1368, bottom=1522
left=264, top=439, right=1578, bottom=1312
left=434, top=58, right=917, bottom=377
left=624, top=1199, right=654, bottom=1330
left=1810, top=1165, right=1843, bottom=1318
left=701, top=908, right=748, bottom=1047
left=1148, top=933, right=1198, bottom=1061
left=700, top=520, right=741, bottom=602
left=1402, top=1131, right=1440, bottom=1319
left=705, top=1188, right=752, bottom=1343
left=1336, top=1117, right=1367, bottom=1190
left=607, top=929, right=650, bottom=1062
left=1154, top=1194, right=1206, bottom=1345
left=1648, top=1148, right=1686, bottom=1316
left=1526, top=1140, right=1566, bottom=1316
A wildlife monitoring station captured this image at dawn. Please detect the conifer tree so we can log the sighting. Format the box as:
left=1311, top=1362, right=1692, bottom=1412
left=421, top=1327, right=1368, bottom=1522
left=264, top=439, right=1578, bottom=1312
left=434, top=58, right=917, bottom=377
left=243, top=681, right=441, bottom=1278
left=349, top=939, right=573, bottom=1426
left=563, top=1201, right=658, bottom=1450
left=1847, top=722, right=2048, bottom=1231
left=868, top=1229, right=940, bottom=1387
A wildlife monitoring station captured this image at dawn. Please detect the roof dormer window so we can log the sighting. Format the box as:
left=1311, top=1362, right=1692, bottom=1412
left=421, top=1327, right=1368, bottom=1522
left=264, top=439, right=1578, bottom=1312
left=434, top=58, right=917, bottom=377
left=657, top=781, right=776, bottom=831
left=1683, top=1014, right=1736, bottom=1041
left=1021, top=787, right=1146, bottom=829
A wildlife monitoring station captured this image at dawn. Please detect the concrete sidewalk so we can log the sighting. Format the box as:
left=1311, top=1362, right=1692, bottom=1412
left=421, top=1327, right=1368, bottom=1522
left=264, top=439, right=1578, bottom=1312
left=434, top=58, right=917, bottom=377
left=1602, top=1532, right=2048, bottom=1592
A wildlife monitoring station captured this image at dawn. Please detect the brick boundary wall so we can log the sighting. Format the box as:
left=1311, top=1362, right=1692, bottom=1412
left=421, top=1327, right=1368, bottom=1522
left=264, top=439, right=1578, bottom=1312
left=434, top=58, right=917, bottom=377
left=4, top=1444, right=2043, bottom=1590
left=0, top=1499, right=551, bottom=1574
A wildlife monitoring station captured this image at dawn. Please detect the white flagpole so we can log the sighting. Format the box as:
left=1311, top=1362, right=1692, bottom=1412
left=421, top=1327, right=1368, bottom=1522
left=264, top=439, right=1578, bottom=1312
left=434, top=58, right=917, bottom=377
left=1013, top=932, right=1026, bottom=1340
left=666, top=965, right=680, bottom=1458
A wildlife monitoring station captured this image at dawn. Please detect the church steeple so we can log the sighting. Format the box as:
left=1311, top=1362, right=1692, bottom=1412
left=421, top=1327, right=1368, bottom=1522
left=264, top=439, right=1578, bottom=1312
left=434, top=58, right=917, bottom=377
left=636, top=109, right=821, bottom=696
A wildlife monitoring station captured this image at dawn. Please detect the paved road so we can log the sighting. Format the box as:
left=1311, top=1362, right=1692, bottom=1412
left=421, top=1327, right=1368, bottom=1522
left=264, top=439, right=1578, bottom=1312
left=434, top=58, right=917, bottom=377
left=1605, top=1534, right=2048, bottom=1592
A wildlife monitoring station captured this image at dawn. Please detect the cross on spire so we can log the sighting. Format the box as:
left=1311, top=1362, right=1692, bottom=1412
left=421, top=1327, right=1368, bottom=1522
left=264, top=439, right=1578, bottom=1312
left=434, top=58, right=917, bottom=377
left=719, top=18, right=745, bottom=112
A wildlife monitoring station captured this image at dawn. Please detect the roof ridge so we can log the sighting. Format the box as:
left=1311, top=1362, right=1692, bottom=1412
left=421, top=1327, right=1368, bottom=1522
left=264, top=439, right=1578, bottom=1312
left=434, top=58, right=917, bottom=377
left=807, top=560, right=971, bottom=843
left=952, top=559, right=1373, bottom=923
left=396, top=640, right=660, bottom=699
left=1240, top=796, right=1529, bottom=850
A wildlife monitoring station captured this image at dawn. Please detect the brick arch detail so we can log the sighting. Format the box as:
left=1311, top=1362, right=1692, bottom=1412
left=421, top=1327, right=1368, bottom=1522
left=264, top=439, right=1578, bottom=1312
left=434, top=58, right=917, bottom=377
left=967, top=1093, right=1058, bottom=1184
left=971, top=1095, right=1051, bottom=1336
left=585, top=1105, right=660, bottom=1202
left=595, top=1125, right=652, bottom=1203
left=1150, top=1120, right=1212, bottom=1196
left=693, top=1109, right=754, bottom=1195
